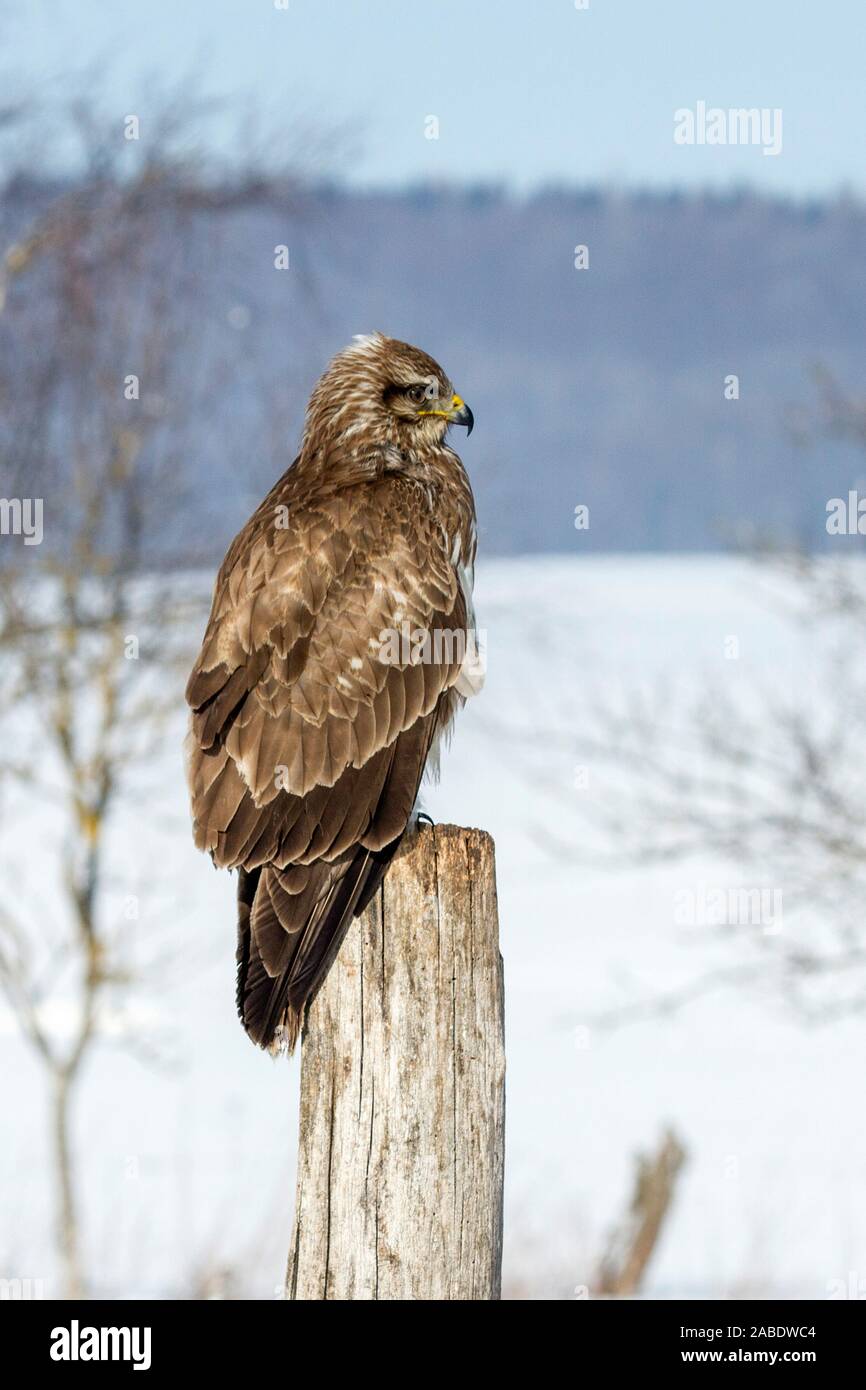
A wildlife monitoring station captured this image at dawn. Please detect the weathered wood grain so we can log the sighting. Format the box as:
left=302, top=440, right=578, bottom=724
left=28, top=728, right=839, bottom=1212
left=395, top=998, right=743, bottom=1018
left=286, top=823, right=505, bottom=1301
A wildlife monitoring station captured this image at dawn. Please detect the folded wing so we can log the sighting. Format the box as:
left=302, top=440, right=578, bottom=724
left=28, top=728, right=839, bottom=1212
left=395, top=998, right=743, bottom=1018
left=185, top=468, right=471, bottom=1048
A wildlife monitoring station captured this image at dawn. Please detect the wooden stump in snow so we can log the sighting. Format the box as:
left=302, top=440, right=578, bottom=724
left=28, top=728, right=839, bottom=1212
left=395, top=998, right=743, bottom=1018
left=286, top=823, right=505, bottom=1301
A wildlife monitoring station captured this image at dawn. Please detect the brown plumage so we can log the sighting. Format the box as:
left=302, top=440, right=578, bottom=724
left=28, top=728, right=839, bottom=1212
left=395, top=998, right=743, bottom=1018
left=184, top=333, right=482, bottom=1051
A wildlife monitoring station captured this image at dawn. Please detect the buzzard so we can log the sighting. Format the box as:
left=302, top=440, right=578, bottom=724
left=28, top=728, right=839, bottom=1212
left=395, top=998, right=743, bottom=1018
left=184, top=334, right=481, bottom=1052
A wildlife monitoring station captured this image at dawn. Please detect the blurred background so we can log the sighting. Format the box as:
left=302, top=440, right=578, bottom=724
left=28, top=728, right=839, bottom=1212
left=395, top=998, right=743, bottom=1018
left=2, top=0, right=866, bottom=1300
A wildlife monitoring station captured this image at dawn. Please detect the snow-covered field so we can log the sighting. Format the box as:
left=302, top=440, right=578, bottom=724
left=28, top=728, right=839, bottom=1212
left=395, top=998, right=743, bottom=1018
left=3, top=555, right=864, bottom=1299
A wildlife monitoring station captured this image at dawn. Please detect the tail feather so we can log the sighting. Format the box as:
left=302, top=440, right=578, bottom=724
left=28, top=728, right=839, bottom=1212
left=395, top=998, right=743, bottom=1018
left=234, top=711, right=443, bottom=1053
left=235, top=839, right=401, bottom=1053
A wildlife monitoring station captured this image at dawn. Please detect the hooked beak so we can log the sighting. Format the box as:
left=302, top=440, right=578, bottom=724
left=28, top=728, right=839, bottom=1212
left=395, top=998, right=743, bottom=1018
left=451, top=395, right=474, bottom=435
left=419, top=393, right=474, bottom=435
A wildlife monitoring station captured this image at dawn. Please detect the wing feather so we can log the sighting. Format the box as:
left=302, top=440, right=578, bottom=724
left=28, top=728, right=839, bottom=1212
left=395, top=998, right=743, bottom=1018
left=186, top=453, right=477, bottom=1049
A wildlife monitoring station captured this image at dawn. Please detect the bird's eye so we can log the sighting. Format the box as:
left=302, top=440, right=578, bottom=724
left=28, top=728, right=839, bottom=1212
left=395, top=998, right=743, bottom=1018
left=407, top=384, right=428, bottom=405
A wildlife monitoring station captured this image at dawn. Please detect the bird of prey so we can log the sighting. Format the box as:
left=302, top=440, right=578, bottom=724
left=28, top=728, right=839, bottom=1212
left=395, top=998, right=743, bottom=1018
left=184, top=333, right=481, bottom=1052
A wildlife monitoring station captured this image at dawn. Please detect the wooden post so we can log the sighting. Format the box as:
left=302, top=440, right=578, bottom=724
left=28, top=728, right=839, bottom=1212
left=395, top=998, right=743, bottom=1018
left=286, top=824, right=505, bottom=1301
left=594, top=1128, right=688, bottom=1297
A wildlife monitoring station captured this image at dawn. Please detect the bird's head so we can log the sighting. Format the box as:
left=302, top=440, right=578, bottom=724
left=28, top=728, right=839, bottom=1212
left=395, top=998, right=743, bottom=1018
left=303, top=332, right=473, bottom=455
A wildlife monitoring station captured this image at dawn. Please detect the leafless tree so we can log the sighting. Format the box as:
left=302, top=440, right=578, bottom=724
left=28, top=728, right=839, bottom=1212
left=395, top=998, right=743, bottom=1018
left=496, top=375, right=866, bottom=1032
left=0, top=88, right=317, bottom=1296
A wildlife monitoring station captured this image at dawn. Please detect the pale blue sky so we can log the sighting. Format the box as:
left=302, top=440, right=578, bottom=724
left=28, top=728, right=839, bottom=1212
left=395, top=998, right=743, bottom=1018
left=6, top=0, right=864, bottom=194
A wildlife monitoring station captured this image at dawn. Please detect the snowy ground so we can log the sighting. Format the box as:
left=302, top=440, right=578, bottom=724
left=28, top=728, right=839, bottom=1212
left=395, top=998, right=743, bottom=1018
left=2, top=555, right=865, bottom=1299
